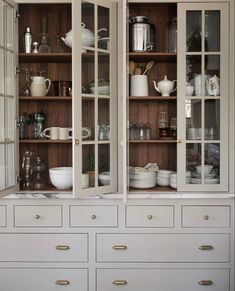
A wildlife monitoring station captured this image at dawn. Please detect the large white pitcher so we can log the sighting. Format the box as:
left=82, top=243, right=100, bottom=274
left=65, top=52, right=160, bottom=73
left=30, top=76, right=51, bottom=97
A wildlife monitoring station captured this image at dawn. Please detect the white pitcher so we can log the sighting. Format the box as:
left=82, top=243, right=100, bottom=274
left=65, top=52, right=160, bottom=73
left=30, top=76, right=51, bottom=97
left=206, top=74, right=220, bottom=96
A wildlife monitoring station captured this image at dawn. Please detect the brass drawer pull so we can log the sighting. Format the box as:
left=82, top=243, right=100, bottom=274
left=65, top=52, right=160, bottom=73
left=91, top=214, right=97, bottom=220
left=204, top=215, right=209, bottom=220
left=112, top=245, right=127, bottom=250
left=112, top=280, right=128, bottom=286
left=35, top=214, right=40, bottom=219
left=148, top=214, right=153, bottom=220
left=199, top=245, right=214, bottom=251
left=198, top=280, right=213, bottom=286
left=55, top=280, right=70, bottom=286
left=56, top=245, right=70, bottom=251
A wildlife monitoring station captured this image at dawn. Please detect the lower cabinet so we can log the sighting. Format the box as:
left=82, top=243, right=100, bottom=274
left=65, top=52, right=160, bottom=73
left=97, top=268, right=229, bottom=291
left=0, top=268, right=88, bottom=291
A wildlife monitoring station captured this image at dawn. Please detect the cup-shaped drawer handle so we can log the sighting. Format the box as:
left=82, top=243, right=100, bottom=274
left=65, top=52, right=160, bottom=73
left=56, top=245, right=70, bottom=251
left=55, top=280, right=70, bottom=286
left=35, top=214, right=40, bottom=219
left=204, top=215, right=209, bottom=220
left=198, top=280, right=213, bottom=286
left=199, top=245, right=214, bottom=251
left=112, top=280, right=128, bottom=286
left=112, top=245, right=127, bottom=250
left=148, top=214, right=153, bottom=220
left=91, top=214, right=97, bottom=220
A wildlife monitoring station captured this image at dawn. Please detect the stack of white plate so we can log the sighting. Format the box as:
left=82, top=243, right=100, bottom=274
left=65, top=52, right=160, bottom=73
left=129, top=171, right=157, bottom=189
left=156, top=170, right=173, bottom=187
left=169, top=171, right=191, bottom=189
left=191, top=165, right=218, bottom=184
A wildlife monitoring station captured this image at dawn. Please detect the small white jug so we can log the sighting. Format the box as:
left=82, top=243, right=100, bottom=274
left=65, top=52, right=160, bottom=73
left=30, top=76, right=51, bottom=97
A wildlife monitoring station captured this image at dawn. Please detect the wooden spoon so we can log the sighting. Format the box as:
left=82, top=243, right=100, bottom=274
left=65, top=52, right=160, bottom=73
left=129, top=61, right=136, bottom=75
left=143, top=61, right=155, bottom=75
left=134, top=66, right=142, bottom=75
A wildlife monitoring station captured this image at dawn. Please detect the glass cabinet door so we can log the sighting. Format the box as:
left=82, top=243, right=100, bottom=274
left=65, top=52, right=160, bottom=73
left=73, top=0, right=117, bottom=196
left=0, top=0, right=18, bottom=197
left=177, top=3, right=229, bottom=191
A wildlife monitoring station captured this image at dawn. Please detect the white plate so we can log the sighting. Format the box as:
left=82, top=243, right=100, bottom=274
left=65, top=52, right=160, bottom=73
left=130, top=180, right=156, bottom=189
left=192, top=172, right=217, bottom=179
left=191, top=177, right=219, bottom=184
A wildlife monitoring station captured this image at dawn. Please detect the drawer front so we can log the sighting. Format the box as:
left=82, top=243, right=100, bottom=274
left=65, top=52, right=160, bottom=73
left=14, top=205, right=62, bottom=227
left=0, top=234, right=88, bottom=262
left=96, top=233, right=229, bottom=262
left=126, top=205, right=174, bottom=227
left=182, top=206, right=230, bottom=228
left=97, top=269, right=229, bottom=291
left=70, top=205, right=118, bottom=227
left=0, top=205, right=6, bottom=227
left=0, top=269, right=87, bottom=291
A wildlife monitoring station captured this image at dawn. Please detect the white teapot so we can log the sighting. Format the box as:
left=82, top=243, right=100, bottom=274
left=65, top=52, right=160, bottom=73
left=153, top=75, right=177, bottom=96
left=206, top=74, right=220, bottom=96
left=61, top=23, right=107, bottom=48
left=30, top=76, right=51, bottom=97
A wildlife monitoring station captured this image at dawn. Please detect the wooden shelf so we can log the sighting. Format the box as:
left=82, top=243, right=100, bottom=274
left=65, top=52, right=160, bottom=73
left=19, top=53, right=72, bottom=63
left=128, top=186, right=176, bottom=192
left=20, top=185, right=72, bottom=192
left=19, top=139, right=72, bottom=144
left=129, top=139, right=177, bottom=144
left=128, top=52, right=176, bottom=62
left=129, top=96, right=177, bottom=101
left=19, top=96, right=72, bottom=102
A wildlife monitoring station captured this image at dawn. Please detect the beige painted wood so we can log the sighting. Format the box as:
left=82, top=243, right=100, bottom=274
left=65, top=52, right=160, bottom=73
left=182, top=205, right=231, bottom=228
left=0, top=268, right=88, bottom=291
left=14, top=205, right=62, bottom=227
left=0, top=205, right=6, bottom=226
left=97, top=268, right=229, bottom=291
left=177, top=3, right=229, bottom=192
left=70, top=205, right=118, bottom=227
left=126, top=205, right=174, bottom=227
left=0, top=233, right=88, bottom=261
left=96, top=233, right=230, bottom=262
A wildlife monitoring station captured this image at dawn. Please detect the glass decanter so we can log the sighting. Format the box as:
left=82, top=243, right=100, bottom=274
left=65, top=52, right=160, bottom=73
left=52, top=36, right=64, bottom=53
left=20, top=67, right=32, bottom=96
left=38, top=33, right=51, bottom=53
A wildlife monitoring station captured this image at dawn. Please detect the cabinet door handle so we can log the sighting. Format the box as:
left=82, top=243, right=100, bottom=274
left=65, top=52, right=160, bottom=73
left=74, top=139, right=80, bottom=145
left=177, top=138, right=182, bottom=143
left=55, top=280, right=70, bottom=286
left=198, top=280, right=213, bottom=286
left=91, top=214, right=97, bottom=220
left=112, top=245, right=127, bottom=250
left=35, top=214, right=40, bottom=219
left=198, top=245, right=214, bottom=251
left=204, top=215, right=209, bottom=220
left=147, top=214, right=153, bottom=220
left=112, top=280, right=128, bottom=286
left=55, top=245, right=70, bottom=250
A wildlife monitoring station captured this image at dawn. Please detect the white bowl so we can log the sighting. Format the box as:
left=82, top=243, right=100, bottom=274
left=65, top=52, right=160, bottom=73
left=170, top=182, right=177, bottom=189
left=130, top=179, right=156, bottom=189
left=186, top=85, right=194, bottom=96
left=196, top=165, right=213, bottom=175
left=90, top=85, right=110, bottom=95
left=49, top=167, right=72, bottom=190
left=130, top=171, right=156, bottom=180
left=156, top=177, right=170, bottom=187
left=99, top=171, right=110, bottom=186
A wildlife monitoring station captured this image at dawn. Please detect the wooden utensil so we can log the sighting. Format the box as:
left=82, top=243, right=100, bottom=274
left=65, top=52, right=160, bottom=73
left=129, top=61, right=136, bottom=75
left=143, top=61, right=155, bottom=75
left=134, top=66, right=142, bottom=75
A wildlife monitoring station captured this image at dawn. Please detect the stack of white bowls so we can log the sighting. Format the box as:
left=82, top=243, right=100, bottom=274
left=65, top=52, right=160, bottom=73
left=169, top=171, right=191, bottom=189
left=130, top=171, right=157, bottom=189
left=156, top=170, right=173, bottom=187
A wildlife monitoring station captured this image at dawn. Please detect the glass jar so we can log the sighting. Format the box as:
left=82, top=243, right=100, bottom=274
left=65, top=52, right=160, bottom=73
left=166, top=17, right=177, bottom=53
left=19, top=113, right=28, bottom=139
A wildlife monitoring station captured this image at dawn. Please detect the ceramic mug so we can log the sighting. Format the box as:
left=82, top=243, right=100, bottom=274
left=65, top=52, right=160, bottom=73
left=82, top=127, right=92, bottom=139
left=59, top=127, right=72, bottom=140
left=130, top=75, right=149, bottom=96
left=43, top=127, right=59, bottom=140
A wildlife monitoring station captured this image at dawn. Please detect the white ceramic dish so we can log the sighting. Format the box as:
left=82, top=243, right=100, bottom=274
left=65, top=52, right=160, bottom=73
left=191, top=177, right=219, bottom=184
left=99, top=171, right=110, bottom=186
left=130, top=171, right=156, bottom=180
left=90, top=85, right=110, bottom=95
left=49, top=167, right=72, bottom=190
left=196, top=165, right=213, bottom=175
left=130, top=179, right=156, bottom=189
left=156, top=177, right=170, bottom=187
left=170, top=182, right=177, bottom=189
left=157, top=170, right=173, bottom=177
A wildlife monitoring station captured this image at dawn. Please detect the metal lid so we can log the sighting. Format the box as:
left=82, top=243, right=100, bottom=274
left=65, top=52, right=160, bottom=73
left=130, top=16, right=148, bottom=23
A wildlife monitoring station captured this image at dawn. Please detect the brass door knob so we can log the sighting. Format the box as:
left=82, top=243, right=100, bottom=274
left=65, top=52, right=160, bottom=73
left=147, top=214, right=153, bottom=220
left=35, top=214, right=40, bottom=219
left=91, top=214, right=97, bottom=220
left=74, top=139, right=80, bottom=145
left=204, top=215, right=209, bottom=220
left=176, top=138, right=182, bottom=143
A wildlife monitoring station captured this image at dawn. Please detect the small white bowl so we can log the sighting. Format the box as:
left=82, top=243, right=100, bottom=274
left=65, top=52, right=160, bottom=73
left=186, top=85, right=194, bottom=96
left=99, top=171, right=110, bottom=186
left=49, top=167, right=72, bottom=190
left=156, top=177, right=170, bottom=187
left=196, top=165, right=213, bottom=175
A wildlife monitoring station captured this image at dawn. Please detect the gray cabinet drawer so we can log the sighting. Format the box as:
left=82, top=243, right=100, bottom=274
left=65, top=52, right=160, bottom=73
left=126, top=206, right=174, bottom=227
left=70, top=205, right=118, bottom=227
left=14, top=205, right=62, bottom=227
left=182, top=206, right=230, bottom=228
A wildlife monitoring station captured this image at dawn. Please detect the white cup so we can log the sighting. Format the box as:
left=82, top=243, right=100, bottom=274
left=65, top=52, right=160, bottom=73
left=82, top=174, right=89, bottom=188
left=130, top=75, right=149, bottom=96
left=82, top=127, right=92, bottom=139
left=43, top=127, right=59, bottom=140
left=59, top=127, right=72, bottom=140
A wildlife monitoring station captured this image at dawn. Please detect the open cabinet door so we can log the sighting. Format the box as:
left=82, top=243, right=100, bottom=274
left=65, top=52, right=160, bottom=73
left=0, top=0, right=19, bottom=198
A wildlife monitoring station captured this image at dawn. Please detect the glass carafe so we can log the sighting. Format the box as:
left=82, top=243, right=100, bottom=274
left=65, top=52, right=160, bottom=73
left=166, top=17, right=177, bottom=53
left=38, top=33, right=51, bottom=53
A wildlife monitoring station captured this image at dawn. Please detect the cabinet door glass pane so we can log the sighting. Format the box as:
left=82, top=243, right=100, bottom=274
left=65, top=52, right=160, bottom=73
left=82, top=51, right=94, bottom=94
left=82, top=144, right=95, bottom=188
left=0, top=49, right=3, bottom=94
left=98, top=53, right=110, bottom=91
left=6, top=3, right=13, bottom=50
left=6, top=143, right=15, bottom=188
left=186, top=99, right=201, bottom=140
left=0, top=1, right=3, bottom=46
left=186, top=11, right=202, bottom=52
left=98, top=98, right=110, bottom=141
left=205, top=11, right=220, bottom=52
left=6, top=97, right=15, bottom=141
left=205, top=100, right=220, bottom=140
left=186, top=55, right=201, bottom=95
left=0, top=144, right=5, bottom=190
left=204, top=143, right=220, bottom=184
left=186, top=143, right=201, bottom=184
left=82, top=1, right=94, bottom=50
left=205, top=55, right=220, bottom=96
left=98, top=6, right=109, bottom=50
left=5, top=51, right=14, bottom=96
left=98, top=144, right=110, bottom=186
left=0, top=97, right=4, bottom=141
left=82, top=98, right=94, bottom=141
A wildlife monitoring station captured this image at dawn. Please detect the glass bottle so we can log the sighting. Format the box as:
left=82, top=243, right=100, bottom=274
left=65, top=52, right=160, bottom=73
left=19, top=113, right=28, bottom=139
left=20, top=67, right=32, bottom=96
left=38, top=33, right=51, bottom=53
left=139, top=123, right=145, bottom=140
left=52, top=36, right=64, bottom=53
left=166, top=17, right=177, bottom=53
left=145, top=123, right=151, bottom=140
left=33, top=155, right=46, bottom=189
